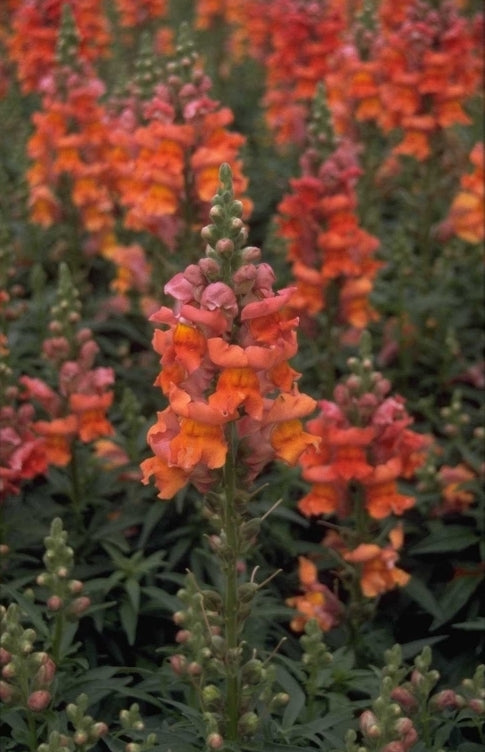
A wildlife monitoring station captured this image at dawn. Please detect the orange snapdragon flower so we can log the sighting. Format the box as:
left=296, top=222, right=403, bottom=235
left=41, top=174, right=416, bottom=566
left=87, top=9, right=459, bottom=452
left=101, top=40, right=252, bottom=261
left=342, top=526, right=410, bottom=598
left=286, top=556, right=343, bottom=632
left=32, top=416, right=78, bottom=467
left=141, top=165, right=317, bottom=500
left=434, top=463, right=477, bottom=516
left=298, top=367, right=429, bottom=524
left=26, top=63, right=116, bottom=240
left=445, top=142, right=484, bottom=244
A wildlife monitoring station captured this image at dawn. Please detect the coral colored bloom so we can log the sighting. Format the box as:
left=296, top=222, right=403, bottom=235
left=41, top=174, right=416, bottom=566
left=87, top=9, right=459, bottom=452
left=69, top=392, right=115, bottom=442
left=210, top=368, right=264, bottom=420
left=286, top=556, right=343, bottom=632
left=435, top=463, right=477, bottom=515
left=343, top=526, right=410, bottom=598
left=270, top=419, right=319, bottom=465
left=8, top=0, right=111, bottom=94
left=140, top=456, right=189, bottom=500
left=142, top=165, right=316, bottom=500
left=298, top=479, right=348, bottom=518
left=445, top=143, right=484, bottom=244
left=33, top=416, right=78, bottom=467
left=362, top=459, right=416, bottom=519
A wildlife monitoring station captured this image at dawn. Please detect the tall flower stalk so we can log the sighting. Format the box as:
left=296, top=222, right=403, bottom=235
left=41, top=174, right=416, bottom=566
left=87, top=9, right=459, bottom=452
left=142, top=164, right=317, bottom=746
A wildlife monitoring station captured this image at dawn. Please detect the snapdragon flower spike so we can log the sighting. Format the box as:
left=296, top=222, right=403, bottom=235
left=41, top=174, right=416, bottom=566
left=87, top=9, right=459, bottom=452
left=298, top=341, right=429, bottom=522
left=276, top=107, right=381, bottom=332
left=141, top=164, right=318, bottom=499
left=258, top=0, right=346, bottom=148
left=0, top=333, right=47, bottom=502
left=19, top=264, right=115, bottom=468
left=287, top=335, right=430, bottom=628
left=7, top=0, right=111, bottom=94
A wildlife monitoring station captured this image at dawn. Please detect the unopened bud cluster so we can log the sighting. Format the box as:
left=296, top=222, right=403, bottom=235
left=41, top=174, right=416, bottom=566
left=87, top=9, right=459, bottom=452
left=44, top=264, right=82, bottom=361
left=345, top=646, right=485, bottom=752
left=56, top=693, right=109, bottom=748
left=0, top=604, right=55, bottom=712
left=119, top=702, right=157, bottom=752
left=300, top=618, right=333, bottom=700
left=36, top=517, right=90, bottom=620
left=440, top=389, right=470, bottom=438
left=170, top=571, right=287, bottom=744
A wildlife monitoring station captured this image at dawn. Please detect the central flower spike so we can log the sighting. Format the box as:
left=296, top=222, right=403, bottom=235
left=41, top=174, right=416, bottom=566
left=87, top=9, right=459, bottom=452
left=141, top=163, right=318, bottom=499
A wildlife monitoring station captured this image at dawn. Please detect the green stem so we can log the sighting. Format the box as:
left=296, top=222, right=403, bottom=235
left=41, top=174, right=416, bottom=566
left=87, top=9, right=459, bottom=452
left=51, top=611, right=65, bottom=665
left=69, top=442, right=82, bottom=520
left=222, top=424, right=240, bottom=742
left=26, top=710, right=38, bottom=752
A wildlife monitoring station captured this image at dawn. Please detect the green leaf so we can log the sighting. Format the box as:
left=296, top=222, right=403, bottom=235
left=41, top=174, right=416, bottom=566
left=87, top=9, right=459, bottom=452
left=409, top=524, right=479, bottom=554
left=125, top=577, right=140, bottom=613
left=0, top=587, right=49, bottom=637
left=431, top=574, right=484, bottom=630
left=120, top=597, right=138, bottom=645
left=404, top=577, right=444, bottom=621
left=275, top=664, right=306, bottom=729
left=400, top=635, right=446, bottom=659
left=452, top=617, right=485, bottom=631
left=138, top=501, right=166, bottom=548
left=141, top=585, right=180, bottom=612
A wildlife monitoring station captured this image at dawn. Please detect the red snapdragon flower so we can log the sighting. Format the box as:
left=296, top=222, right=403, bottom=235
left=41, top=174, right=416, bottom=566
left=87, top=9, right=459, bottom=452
left=276, top=138, right=381, bottom=332
left=7, top=0, right=111, bottom=94
left=298, top=362, right=429, bottom=521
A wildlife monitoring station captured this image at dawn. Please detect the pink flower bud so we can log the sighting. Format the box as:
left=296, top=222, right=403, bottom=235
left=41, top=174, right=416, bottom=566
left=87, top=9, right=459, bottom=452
left=68, top=579, right=84, bottom=594
left=360, top=710, right=381, bottom=738
left=92, top=722, right=109, bottom=738
left=241, top=246, right=261, bottom=263
left=381, top=744, right=405, bottom=752
left=468, top=698, right=485, bottom=714
left=391, top=687, right=418, bottom=712
left=394, top=717, right=414, bottom=734
left=68, top=596, right=91, bottom=617
left=47, top=595, right=63, bottom=611
left=432, top=689, right=459, bottom=709
left=215, top=238, right=234, bottom=255
left=74, top=731, right=88, bottom=745
left=410, top=669, right=424, bottom=686
left=207, top=733, right=224, bottom=750
left=34, top=656, right=56, bottom=687
left=0, top=680, right=14, bottom=702
left=199, top=257, right=220, bottom=277
left=1, top=663, right=16, bottom=680
left=187, top=661, right=202, bottom=676
left=0, top=648, right=11, bottom=665
left=173, top=611, right=186, bottom=625
left=27, top=689, right=51, bottom=711
left=175, top=629, right=191, bottom=644
left=169, top=654, right=187, bottom=675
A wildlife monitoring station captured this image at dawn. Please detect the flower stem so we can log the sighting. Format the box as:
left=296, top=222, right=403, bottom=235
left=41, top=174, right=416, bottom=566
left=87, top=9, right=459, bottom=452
left=222, top=424, right=240, bottom=741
